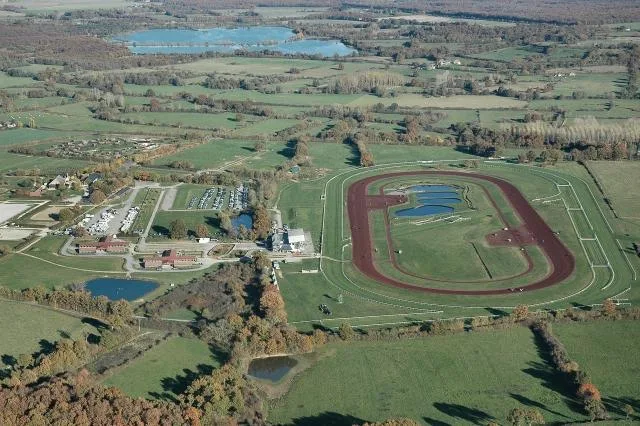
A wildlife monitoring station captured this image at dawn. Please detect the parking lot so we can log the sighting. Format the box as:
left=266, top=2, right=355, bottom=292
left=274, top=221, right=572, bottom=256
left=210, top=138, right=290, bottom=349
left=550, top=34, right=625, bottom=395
left=186, top=185, right=249, bottom=211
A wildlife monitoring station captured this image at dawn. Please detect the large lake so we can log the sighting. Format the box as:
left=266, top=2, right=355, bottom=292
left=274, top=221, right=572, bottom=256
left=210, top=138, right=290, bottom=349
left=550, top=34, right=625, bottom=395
left=115, top=26, right=356, bottom=56
left=85, top=278, right=158, bottom=301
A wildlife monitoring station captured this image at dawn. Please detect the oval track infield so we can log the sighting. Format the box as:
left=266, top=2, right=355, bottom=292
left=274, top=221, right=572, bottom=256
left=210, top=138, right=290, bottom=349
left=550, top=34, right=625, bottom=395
left=347, top=171, right=575, bottom=295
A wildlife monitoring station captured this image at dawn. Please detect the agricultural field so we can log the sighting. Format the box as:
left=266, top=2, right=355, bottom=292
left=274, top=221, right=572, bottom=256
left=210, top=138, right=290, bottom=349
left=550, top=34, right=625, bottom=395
left=1, top=3, right=640, bottom=424
left=554, top=320, right=640, bottom=417
left=150, top=139, right=264, bottom=170
left=0, top=299, right=98, bottom=368
left=586, top=161, right=640, bottom=219
left=102, top=336, right=221, bottom=400
left=269, top=327, right=587, bottom=424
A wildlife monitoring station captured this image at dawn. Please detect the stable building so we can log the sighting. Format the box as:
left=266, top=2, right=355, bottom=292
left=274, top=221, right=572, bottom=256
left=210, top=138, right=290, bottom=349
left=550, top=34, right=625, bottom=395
left=77, top=235, right=128, bottom=254
left=143, top=249, right=198, bottom=269
left=286, top=228, right=305, bottom=245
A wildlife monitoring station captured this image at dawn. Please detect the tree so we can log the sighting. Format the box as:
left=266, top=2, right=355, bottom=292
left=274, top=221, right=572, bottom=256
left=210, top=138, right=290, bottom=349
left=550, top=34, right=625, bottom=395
left=180, top=364, right=246, bottom=421
left=253, top=139, right=266, bottom=152
left=507, top=407, right=545, bottom=426
left=623, top=403, right=634, bottom=420
left=511, top=304, right=529, bottom=322
left=260, top=288, right=286, bottom=324
left=601, top=298, right=616, bottom=316
left=58, top=208, right=76, bottom=223
left=195, top=223, right=209, bottom=238
left=169, top=219, right=187, bottom=240
left=360, top=150, right=375, bottom=167
left=526, top=150, right=537, bottom=162
left=89, top=189, right=106, bottom=204
left=252, top=206, right=271, bottom=240
left=338, top=323, right=355, bottom=341
left=219, top=211, right=233, bottom=236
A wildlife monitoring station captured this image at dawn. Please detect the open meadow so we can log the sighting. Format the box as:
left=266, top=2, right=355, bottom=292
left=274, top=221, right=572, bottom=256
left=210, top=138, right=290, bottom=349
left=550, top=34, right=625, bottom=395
left=0, top=300, right=98, bottom=368
left=269, top=327, right=587, bottom=425
left=102, top=336, right=221, bottom=400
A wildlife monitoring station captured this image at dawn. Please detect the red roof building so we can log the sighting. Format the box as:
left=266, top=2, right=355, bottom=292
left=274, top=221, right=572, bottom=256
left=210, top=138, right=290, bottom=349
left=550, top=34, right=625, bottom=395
left=77, top=235, right=128, bottom=254
left=143, top=249, right=198, bottom=269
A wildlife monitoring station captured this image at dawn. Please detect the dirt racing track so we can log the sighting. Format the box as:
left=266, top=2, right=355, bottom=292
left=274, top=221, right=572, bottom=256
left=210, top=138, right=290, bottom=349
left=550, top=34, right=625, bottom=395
left=347, top=170, right=576, bottom=295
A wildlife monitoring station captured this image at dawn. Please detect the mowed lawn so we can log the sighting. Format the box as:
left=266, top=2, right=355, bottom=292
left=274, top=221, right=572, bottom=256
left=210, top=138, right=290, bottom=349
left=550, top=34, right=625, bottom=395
left=151, top=139, right=257, bottom=170
left=0, top=300, right=98, bottom=367
left=269, top=327, right=586, bottom=425
left=554, top=320, right=640, bottom=417
left=587, top=161, right=640, bottom=219
left=102, top=336, right=221, bottom=400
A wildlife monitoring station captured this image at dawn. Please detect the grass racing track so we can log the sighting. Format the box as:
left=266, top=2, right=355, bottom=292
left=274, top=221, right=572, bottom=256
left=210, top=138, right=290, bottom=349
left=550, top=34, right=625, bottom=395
left=347, top=170, right=575, bottom=295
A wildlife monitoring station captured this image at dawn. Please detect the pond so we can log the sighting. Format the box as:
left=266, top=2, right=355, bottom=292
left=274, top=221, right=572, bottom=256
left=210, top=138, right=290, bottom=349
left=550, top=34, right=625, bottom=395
left=85, top=278, right=158, bottom=301
left=248, top=356, right=298, bottom=382
left=114, top=26, right=356, bottom=56
left=396, top=205, right=455, bottom=217
left=394, top=184, right=462, bottom=218
left=231, top=213, right=253, bottom=231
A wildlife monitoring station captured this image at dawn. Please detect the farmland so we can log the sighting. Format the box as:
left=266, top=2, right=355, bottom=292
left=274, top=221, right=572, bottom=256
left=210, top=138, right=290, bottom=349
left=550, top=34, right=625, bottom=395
left=102, top=336, right=221, bottom=400
left=0, top=1, right=640, bottom=424
left=269, top=327, right=586, bottom=424
left=554, top=320, right=640, bottom=415
left=0, top=299, right=98, bottom=368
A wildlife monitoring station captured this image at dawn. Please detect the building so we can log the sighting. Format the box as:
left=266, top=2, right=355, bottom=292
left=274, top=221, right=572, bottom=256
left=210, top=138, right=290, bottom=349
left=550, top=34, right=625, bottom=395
left=143, top=249, right=198, bottom=269
left=271, top=228, right=306, bottom=253
left=287, top=228, right=305, bottom=245
left=77, top=235, right=128, bottom=254
left=48, top=175, right=71, bottom=190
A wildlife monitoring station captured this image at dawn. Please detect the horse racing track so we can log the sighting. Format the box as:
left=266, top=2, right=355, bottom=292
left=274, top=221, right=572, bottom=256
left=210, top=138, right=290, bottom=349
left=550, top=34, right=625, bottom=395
left=347, top=170, right=576, bottom=295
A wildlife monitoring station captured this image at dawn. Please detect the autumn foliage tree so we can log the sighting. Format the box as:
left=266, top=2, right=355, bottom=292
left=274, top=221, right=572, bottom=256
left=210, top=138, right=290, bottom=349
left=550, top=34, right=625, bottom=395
left=195, top=223, right=209, bottom=238
left=252, top=205, right=271, bottom=239
left=179, top=364, right=246, bottom=423
left=510, top=304, right=529, bottom=322
left=601, top=298, right=617, bottom=316
left=89, top=189, right=106, bottom=204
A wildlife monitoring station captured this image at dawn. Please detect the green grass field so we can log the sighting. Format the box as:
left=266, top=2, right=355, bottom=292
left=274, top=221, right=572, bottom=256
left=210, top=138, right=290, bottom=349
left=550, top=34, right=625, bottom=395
left=269, top=327, right=587, bottom=424
left=151, top=210, right=223, bottom=239
left=0, top=237, right=126, bottom=290
left=307, top=160, right=631, bottom=325
left=151, top=139, right=260, bottom=170
left=0, top=299, right=98, bottom=367
left=586, top=161, right=640, bottom=219
left=102, top=336, right=221, bottom=400
left=554, top=320, right=640, bottom=419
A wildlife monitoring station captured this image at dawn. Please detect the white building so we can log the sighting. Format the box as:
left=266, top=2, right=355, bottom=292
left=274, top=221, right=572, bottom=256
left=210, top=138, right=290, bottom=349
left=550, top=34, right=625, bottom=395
left=286, top=228, right=305, bottom=245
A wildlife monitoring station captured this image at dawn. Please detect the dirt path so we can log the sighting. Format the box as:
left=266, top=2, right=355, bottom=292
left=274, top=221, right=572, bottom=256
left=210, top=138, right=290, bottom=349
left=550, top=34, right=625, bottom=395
left=347, top=170, right=575, bottom=295
left=160, top=186, right=178, bottom=211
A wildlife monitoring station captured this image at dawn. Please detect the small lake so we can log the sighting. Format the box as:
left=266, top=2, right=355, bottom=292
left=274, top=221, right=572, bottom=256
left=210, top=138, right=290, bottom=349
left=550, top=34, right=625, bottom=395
left=232, top=213, right=253, bottom=231
left=85, top=278, right=158, bottom=301
left=248, top=356, right=298, bottom=382
left=115, top=26, right=356, bottom=56
left=395, top=184, right=461, bottom=218
left=396, top=205, right=455, bottom=217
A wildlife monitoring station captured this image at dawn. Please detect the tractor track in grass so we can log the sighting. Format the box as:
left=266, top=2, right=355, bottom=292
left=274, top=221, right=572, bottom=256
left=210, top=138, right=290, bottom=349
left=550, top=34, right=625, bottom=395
left=347, top=170, right=575, bottom=295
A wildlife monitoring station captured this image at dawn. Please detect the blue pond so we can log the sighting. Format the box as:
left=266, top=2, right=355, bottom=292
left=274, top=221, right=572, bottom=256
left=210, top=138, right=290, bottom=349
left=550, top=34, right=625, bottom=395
left=395, top=184, right=461, bottom=218
left=85, top=278, right=158, bottom=301
left=115, top=26, right=356, bottom=56
left=232, top=213, right=253, bottom=231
